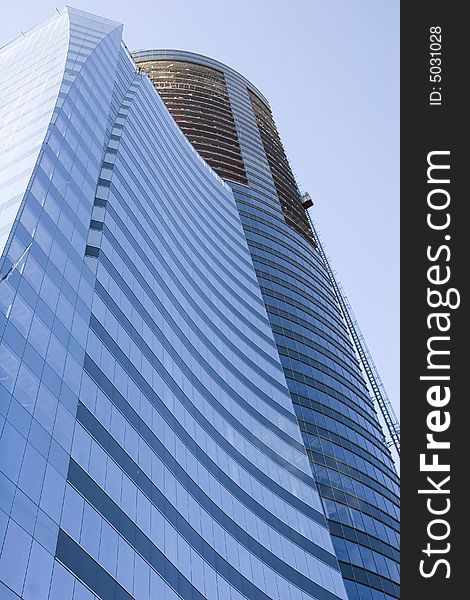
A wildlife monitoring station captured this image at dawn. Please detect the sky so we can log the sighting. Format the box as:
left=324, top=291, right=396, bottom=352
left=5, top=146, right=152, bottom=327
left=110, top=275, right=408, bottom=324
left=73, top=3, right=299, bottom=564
left=1, top=1, right=400, bottom=417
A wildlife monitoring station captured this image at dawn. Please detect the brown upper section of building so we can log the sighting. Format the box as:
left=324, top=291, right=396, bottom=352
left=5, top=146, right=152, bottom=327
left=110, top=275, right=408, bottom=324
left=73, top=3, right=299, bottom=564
left=137, top=55, right=313, bottom=243
left=138, top=59, right=248, bottom=186
left=248, top=90, right=313, bottom=241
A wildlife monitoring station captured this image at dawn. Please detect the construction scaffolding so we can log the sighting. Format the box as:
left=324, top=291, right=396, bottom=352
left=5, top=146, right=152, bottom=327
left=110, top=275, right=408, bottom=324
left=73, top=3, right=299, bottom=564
left=302, top=193, right=400, bottom=459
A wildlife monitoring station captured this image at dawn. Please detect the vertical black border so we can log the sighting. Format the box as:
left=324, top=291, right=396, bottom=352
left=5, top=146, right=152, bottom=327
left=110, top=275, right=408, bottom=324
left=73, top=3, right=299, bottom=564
left=401, top=3, right=465, bottom=598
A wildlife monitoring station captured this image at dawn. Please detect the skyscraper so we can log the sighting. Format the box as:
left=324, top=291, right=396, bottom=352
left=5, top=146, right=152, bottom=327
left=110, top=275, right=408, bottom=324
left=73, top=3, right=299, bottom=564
left=1, top=7, right=350, bottom=600
left=133, top=52, right=400, bottom=600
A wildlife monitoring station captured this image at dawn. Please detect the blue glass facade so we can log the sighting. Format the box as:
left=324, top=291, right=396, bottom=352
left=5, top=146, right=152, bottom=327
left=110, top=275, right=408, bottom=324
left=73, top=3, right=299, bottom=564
left=134, top=51, right=400, bottom=600
left=0, top=8, right=348, bottom=600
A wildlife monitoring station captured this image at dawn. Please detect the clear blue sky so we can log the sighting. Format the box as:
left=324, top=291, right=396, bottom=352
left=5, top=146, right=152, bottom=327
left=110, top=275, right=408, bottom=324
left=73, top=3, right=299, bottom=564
left=2, top=1, right=400, bottom=417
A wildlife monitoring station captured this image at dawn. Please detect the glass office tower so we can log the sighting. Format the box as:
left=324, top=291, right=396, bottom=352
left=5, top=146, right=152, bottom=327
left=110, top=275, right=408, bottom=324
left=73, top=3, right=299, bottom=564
left=133, top=51, right=400, bottom=600
left=0, top=8, right=349, bottom=600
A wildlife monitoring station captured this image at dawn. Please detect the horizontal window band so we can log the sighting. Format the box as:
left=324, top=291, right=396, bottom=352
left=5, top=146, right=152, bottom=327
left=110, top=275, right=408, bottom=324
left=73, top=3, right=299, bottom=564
left=257, top=271, right=344, bottom=334
left=101, top=184, right=272, bottom=339
left=246, top=248, right=339, bottom=316
left=302, top=438, right=397, bottom=498
left=107, top=148, right=253, bottom=275
left=280, top=346, right=374, bottom=418
left=257, top=282, right=353, bottom=353
left=297, top=402, right=389, bottom=461
left=89, top=317, right=320, bottom=498
left=93, top=197, right=107, bottom=207
left=94, top=276, right=301, bottom=449
left=238, top=232, right=326, bottom=296
left=56, top=530, right=135, bottom=600
left=307, top=449, right=399, bottom=504
left=76, top=401, right=340, bottom=577
left=328, top=520, right=399, bottom=562
left=240, top=216, right=321, bottom=262
left=106, top=163, right=249, bottom=278
left=269, top=321, right=369, bottom=397
left=338, top=560, right=400, bottom=597
left=277, top=346, right=370, bottom=405
left=275, top=333, right=360, bottom=399
left=84, top=245, right=99, bottom=257
left=287, top=376, right=377, bottom=433
left=67, top=460, right=344, bottom=600
left=95, top=259, right=290, bottom=408
left=284, top=361, right=374, bottom=412
left=102, top=202, right=266, bottom=325
left=99, top=246, right=280, bottom=374
left=319, top=484, right=399, bottom=532
left=302, top=420, right=396, bottom=481
left=89, top=219, right=103, bottom=230
left=267, top=305, right=359, bottom=370
left=234, top=191, right=285, bottom=217
left=257, top=275, right=346, bottom=340
left=83, top=357, right=330, bottom=537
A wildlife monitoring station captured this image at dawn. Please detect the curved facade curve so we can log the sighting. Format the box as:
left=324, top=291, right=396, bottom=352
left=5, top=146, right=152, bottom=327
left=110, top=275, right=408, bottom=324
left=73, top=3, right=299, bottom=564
left=0, top=8, right=347, bottom=600
left=135, top=49, right=400, bottom=600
